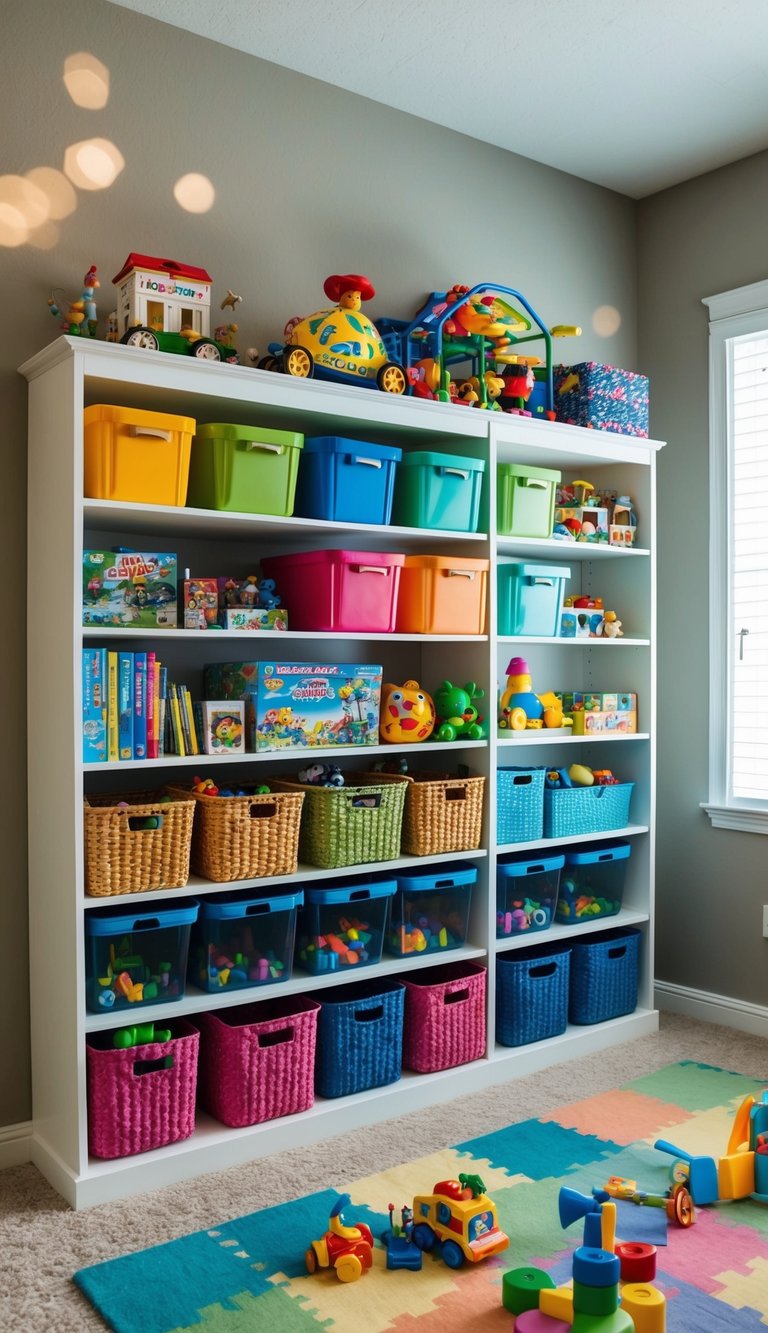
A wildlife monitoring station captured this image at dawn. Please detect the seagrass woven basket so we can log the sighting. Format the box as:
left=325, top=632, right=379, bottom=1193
left=166, top=781, right=304, bottom=882
left=270, top=773, right=410, bottom=868
left=83, top=790, right=195, bottom=897
left=387, top=770, right=485, bottom=856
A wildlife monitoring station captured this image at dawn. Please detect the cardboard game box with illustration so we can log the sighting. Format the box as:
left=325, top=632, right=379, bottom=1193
left=83, top=551, right=178, bottom=628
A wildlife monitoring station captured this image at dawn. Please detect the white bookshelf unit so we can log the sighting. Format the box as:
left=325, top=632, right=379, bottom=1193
left=22, top=338, right=662, bottom=1208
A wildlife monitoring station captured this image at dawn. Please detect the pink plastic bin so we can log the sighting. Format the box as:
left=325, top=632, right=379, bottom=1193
left=401, top=960, right=487, bottom=1073
left=86, top=1018, right=199, bottom=1159
left=261, top=549, right=404, bottom=633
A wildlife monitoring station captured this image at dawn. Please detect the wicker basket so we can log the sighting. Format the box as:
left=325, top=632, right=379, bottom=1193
left=387, top=771, right=485, bottom=857
left=86, top=1018, right=199, bottom=1159
left=497, top=767, right=546, bottom=844
left=166, top=782, right=304, bottom=882
left=401, top=961, right=486, bottom=1073
left=270, top=773, right=410, bottom=868
left=83, top=791, right=195, bottom=897
left=543, top=782, right=634, bottom=839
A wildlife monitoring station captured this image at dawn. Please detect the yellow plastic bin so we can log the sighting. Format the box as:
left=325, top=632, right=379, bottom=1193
left=84, top=405, right=195, bottom=507
left=395, top=554, right=489, bottom=634
left=187, top=423, right=304, bottom=514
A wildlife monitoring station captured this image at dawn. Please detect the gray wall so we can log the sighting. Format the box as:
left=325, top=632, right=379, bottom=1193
left=1, top=0, right=640, bottom=1128
left=637, top=151, right=768, bottom=1004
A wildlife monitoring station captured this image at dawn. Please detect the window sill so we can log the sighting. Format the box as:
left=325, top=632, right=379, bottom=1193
left=701, top=802, right=768, bottom=833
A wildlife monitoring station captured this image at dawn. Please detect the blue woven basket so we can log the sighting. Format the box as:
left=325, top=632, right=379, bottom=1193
left=543, top=782, right=634, bottom=839
left=496, top=945, right=570, bottom=1047
left=569, top=927, right=640, bottom=1025
left=497, top=767, right=546, bottom=843
left=315, top=978, right=404, bottom=1098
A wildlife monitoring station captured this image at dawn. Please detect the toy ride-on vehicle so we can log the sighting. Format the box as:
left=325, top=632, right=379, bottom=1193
left=261, top=273, right=408, bottom=394
left=305, top=1193, right=375, bottom=1282
left=110, top=254, right=240, bottom=363
left=410, top=1174, right=509, bottom=1268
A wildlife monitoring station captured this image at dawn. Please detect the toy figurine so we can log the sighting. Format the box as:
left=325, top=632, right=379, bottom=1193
left=601, top=610, right=624, bottom=637
left=433, top=681, right=486, bottom=741
left=48, top=264, right=99, bottom=337
left=298, top=763, right=344, bottom=787
left=305, top=1193, right=374, bottom=1283
left=379, top=680, right=436, bottom=743
left=499, top=657, right=569, bottom=731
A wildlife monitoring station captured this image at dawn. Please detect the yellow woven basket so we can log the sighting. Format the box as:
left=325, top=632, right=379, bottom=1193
left=390, top=771, right=486, bottom=857
left=166, top=782, right=305, bottom=882
left=83, top=791, right=195, bottom=897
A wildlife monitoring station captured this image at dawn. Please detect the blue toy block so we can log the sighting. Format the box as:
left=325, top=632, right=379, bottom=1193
left=382, top=1233, right=423, bottom=1270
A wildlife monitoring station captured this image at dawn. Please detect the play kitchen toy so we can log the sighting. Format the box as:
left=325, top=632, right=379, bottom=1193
left=391, top=450, right=486, bottom=532
left=190, top=889, right=304, bottom=992
left=395, top=554, right=489, bottom=634
left=186, top=422, right=304, bottom=514
left=261, top=548, right=404, bottom=632
left=83, top=404, right=195, bottom=506
left=85, top=899, right=199, bottom=1012
left=293, top=435, right=402, bottom=524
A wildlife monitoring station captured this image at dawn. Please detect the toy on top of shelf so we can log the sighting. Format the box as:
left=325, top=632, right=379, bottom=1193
left=379, top=681, right=436, bottom=744
left=498, top=656, right=571, bottom=732
left=433, top=681, right=486, bottom=741
left=108, top=254, right=240, bottom=363
left=410, top=1174, right=509, bottom=1267
left=48, top=264, right=99, bottom=338
left=305, top=1193, right=375, bottom=1282
left=261, top=273, right=408, bottom=394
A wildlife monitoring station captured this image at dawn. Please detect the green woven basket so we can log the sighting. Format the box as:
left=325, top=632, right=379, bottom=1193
left=270, top=774, right=410, bottom=868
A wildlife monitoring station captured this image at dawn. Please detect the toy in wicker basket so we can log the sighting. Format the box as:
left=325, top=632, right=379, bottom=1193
left=83, top=790, right=196, bottom=897
left=164, top=778, right=305, bottom=882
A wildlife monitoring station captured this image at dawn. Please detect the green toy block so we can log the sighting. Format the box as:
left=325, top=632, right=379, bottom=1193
left=572, top=1307, right=634, bottom=1333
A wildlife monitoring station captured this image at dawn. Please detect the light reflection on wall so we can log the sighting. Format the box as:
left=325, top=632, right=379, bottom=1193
left=173, top=173, right=216, bottom=213
left=25, top=167, right=76, bottom=220
left=592, top=304, right=622, bottom=337
left=0, top=175, right=53, bottom=247
left=63, top=52, right=110, bottom=109
left=64, top=139, right=125, bottom=190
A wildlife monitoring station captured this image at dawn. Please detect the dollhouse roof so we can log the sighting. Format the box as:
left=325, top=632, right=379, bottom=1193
left=112, top=254, right=213, bottom=286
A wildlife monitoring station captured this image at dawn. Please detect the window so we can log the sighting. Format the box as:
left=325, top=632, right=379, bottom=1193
left=703, top=279, right=768, bottom=831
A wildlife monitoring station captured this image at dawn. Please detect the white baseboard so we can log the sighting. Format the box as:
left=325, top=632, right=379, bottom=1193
left=655, top=980, right=768, bottom=1037
left=0, top=1120, right=33, bottom=1170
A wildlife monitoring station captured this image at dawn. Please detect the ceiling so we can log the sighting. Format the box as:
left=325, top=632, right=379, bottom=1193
left=107, top=0, right=768, bottom=198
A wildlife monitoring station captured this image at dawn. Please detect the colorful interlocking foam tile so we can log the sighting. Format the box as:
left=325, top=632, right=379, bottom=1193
left=74, top=1062, right=768, bottom=1332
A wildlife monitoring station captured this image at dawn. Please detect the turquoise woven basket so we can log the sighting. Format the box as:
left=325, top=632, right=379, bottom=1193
left=543, top=782, right=634, bottom=839
left=497, top=767, right=545, bottom=843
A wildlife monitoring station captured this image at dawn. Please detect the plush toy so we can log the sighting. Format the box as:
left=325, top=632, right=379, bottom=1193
left=299, top=763, right=344, bottom=787
left=601, top=610, right=624, bottom=638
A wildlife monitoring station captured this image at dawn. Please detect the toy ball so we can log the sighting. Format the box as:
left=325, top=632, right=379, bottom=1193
left=380, top=680, right=436, bottom=744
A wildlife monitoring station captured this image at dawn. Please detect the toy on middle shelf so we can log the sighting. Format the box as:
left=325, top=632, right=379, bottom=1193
left=555, top=480, right=639, bottom=546
left=433, top=681, right=487, bottom=740
left=305, top=1193, right=375, bottom=1282
left=498, top=656, right=571, bottom=732
left=83, top=550, right=178, bottom=628
left=558, top=691, right=638, bottom=735
left=215, top=574, right=288, bottom=631
left=379, top=680, right=436, bottom=743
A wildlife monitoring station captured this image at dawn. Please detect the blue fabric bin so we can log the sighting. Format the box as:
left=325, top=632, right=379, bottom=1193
left=293, top=435, right=402, bottom=524
left=315, top=978, right=405, bottom=1098
left=496, top=944, right=571, bottom=1047
left=568, top=927, right=640, bottom=1025
left=86, top=900, right=199, bottom=1013
left=497, top=766, right=546, bottom=843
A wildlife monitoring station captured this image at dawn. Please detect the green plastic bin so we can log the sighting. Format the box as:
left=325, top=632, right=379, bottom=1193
left=187, top=423, right=304, bottom=514
left=497, top=463, right=561, bottom=538
left=392, top=451, right=486, bottom=532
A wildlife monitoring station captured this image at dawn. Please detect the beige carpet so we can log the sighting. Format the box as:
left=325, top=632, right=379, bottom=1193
left=1, top=1012, right=766, bottom=1331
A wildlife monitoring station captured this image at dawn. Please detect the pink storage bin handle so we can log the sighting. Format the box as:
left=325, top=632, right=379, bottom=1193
left=444, top=985, right=470, bottom=1005
left=257, top=1025, right=294, bottom=1048
left=130, top=425, right=172, bottom=441
left=132, top=1053, right=174, bottom=1076
left=352, top=563, right=389, bottom=575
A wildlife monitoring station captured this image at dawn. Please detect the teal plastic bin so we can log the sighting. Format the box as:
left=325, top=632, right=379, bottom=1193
left=187, top=423, right=304, bottom=514
left=392, top=451, right=486, bottom=532
left=498, top=560, right=571, bottom=636
left=497, top=462, right=561, bottom=538
left=557, top=842, right=631, bottom=924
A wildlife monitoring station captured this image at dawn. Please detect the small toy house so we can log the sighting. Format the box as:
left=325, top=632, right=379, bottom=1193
left=111, top=253, right=213, bottom=341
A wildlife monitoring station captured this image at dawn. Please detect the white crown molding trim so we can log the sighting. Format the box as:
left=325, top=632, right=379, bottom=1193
left=704, top=279, right=768, bottom=323
left=0, top=1120, right=33, bottom=1170
left=656, top=981, right=768, bottom=1037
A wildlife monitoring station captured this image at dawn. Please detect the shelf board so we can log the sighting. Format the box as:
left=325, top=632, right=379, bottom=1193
left=497, top=635, right=649, bottom=647
left=496, top=537, right=650, bottom=561
left=83, top=943, right=489, bottom=1031
left=83, top=737, right=488, bottom=772
left=82, top=847, right=488, bottom=909
left=495, top=906, right=650, bottom=953
left=497, top=732, right=650, bottom=747
left=489, top=1008, right=658, bottom=1062
left=497, top=823, right=649, bottom=854
left=82, top=627, right=489, bottom=643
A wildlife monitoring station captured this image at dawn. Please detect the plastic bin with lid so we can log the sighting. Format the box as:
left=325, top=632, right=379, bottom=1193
left=261, top=548, right=404, bottom=632
left=293, top=435, right=401, bottom=524
left=85, top=899, right=198, bottom=1013
left=392, top=450, right=486, bottom=532
left=395, top=554, right=489, bottom=634
left=83, top=404, right=195, bottom=506
left=296, top=875, right=397, bottom=973
left=186, top=422, right=303, bottom=514
left=497, top=560, right=571, bottom=637
left=496, top=853, right=564, bottom=937
left=497, top=462, right=561, bottom=538
left=556, top=841, right=631, bottom=925
left=386, top=863, right=477, bottom=957
left=190, top=889, right=303, bottom=993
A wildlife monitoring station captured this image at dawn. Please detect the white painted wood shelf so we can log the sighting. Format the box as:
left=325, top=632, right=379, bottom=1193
left=22, top=338, right=663, bottom=1208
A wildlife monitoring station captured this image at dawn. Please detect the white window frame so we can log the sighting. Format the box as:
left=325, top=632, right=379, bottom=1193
left=703, top=278, right=768, bottom=832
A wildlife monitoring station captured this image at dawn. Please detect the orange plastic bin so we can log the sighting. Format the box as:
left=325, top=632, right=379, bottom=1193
left=84, top=404, right=195, bottom=506
left=395, top=555, right=489, bottom=634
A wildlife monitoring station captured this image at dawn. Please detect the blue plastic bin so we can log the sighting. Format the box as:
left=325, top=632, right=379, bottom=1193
left=392, top=450, right=486, bottom=532
left=190, top=889, right=303, bottom=993
left=386, top=863, right=477, bottom=957
left=568, top=927, right=640, bottom=1024
left=293, top=435, right=402, bottom=525
left=557, top=842, right=631, bottom=924
left=543, top=783, right=634, bottom=839
left=86, top=900, right=199, bottom=1013
left=497, top=561, right=571, bottom=637
left=497, top=767, right=546, bottom=843
left=496, top=945, right=571, bottom=1047
left=296, top=876, right=397, bottom=974
left=315, top=978, right=405, bottom=1098
left=497, top=853, right=564, bottom=937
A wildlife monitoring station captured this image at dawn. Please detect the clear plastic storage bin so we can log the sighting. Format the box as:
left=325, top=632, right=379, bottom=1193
left=386, top=864, right=476, bottom=956
left=190, top=889, right=303, bottom=993
left=496, top=853, right=564, bottom=936
left=296, top=876, right=397, bottom=973
left=85, top=900, right=198, bottom=1013
left=556, top=842, right=631, bottom=924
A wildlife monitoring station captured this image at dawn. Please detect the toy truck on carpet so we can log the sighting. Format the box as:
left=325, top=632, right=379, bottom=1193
left=109, top=253, right=240, bottom=362
left=410, top=1174, right=509, bottom=1267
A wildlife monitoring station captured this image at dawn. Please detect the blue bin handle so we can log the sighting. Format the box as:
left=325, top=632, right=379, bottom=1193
left=352, top=455, right=382, bottom=469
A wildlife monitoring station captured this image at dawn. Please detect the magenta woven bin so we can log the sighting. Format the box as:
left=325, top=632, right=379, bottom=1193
left=197, top=994, right=321, bottom=1128
left=401, top=961, right=486, bottom=1073
left=86, top=1018, right=199, bottom=1159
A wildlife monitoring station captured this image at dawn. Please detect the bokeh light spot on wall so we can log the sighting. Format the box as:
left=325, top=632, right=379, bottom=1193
left=64, top=139, right=125, bottom=190
left=592, top=304, right=622, bottom=337
left=28, top=221, right=60, bottom=251
left=63, top=52, right=110, bottom=109
left=0, top=175, right=52, bottom=246
left=173, top=173, right=215, bottom=213
left=26, top=167, right=77, bottom=220
left=0, top=202, right=28, bottom=248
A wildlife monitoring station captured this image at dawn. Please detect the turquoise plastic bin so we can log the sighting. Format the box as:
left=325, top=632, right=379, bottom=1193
left=392, top=451, right=486, bottom=532
left=498, top=560, right=571, bottom=636
left=86, top=900, right=199, bottom=1013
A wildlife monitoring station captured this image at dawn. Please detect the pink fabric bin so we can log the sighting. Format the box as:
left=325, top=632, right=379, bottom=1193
left=401, top=961, right=486, bottom=1073
left=196, top=994, right=321, bottom=1127
left=261, top=549, right=404, bottom=632
left=86, top=1018, right=199, bottom=1159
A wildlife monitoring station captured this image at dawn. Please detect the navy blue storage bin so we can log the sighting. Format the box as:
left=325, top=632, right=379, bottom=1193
left=568, top=927, right=640, bottom=1025
left=497, top=767, right=546, bottom=844
left=293, top=435, right=401, bottom=524
left=315, top=978, right=405, bottom=1098
left=496, top=944, right=571, bottom=1047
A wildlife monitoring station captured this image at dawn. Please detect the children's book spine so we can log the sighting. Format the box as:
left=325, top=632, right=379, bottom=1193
left=107, top=650, right=119, bottom=762
left=170, top=683, right=186, bottom=755
left=133, top=653, right=147, bottom=760
left=193, top=701, right=207, bottom=755
left=181, top=685, right=199, bottom=756
left=158, top=666, right=168, bottom=758
left=118, top=652, right=134, bottom=760
left=82, top=647, right=107, bottom=763
left=146, top=650, right=157, bottom=759
left=176, top=683, right=192, bottom=755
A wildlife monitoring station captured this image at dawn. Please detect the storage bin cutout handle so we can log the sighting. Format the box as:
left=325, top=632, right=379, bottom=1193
left=248, top=802, right=277, bottom=819
left=258, top=1025, right=294, bottom=1048
left=446, top=568, right=476, bottom=581
left=245, top=441, right=283, bottom=454
left=127, top=814, right=164, bottom=832
left=349, top=793, right=381, bottom=809
left=129, top=425, right=173, bottom=441
left=351, top=455, right=382, bottom=469
left=354, top=1005, right=383, bottom=1023
left=529, top=577, right=555, bottom=588
left=352, top=564, right=389, bottom=576
left=440, top=466, right=470, bottom=480
left=444, top=985, right=469, bottom=1005
left=520, top=477, right=548, bottom=490
left=607, top=945, right=628, bottom=961
left=443, top=788, right=467, bottom=803
left=528, top=962, right=557, bottom=980
left=133, top=1053, right=174, bottom=1076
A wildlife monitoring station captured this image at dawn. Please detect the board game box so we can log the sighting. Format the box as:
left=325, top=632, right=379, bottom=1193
left=83, top=551, right=178, bottom=628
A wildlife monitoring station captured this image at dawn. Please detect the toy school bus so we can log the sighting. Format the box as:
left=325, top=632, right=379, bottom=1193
left=410, top=1175, right=509, bottom=1268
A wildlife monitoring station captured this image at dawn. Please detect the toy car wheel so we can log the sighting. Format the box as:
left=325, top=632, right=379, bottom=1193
left=256, top=355, right=278, bottom=371
left=191, top=339, right=222, bottom=361
left=670, top=1183, right=695, bottom=1227
left=282, top=345, right=314, bottom=378
left=335, top=1253, right=363, bottom=1283
left=411, top=1223, right=436, bottom=1252
left=377, top=361, right=408, bottom=394
left=121, top=326, right=159, bottom=350
left=509, top=707, right=528, bottom=731
left=305, top=1246, right=318, bottom=1274
left=440, top=1239, right=465, bottom=1269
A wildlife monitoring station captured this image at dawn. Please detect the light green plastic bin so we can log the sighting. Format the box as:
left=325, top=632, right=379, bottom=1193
left=187, top=423, right=304, bottom=514
left=497, top=462, right=561, bottom=538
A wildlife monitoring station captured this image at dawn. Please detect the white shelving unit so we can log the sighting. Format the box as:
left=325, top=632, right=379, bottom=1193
left=22, top=337, right=662, bottom=1208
